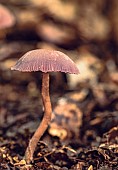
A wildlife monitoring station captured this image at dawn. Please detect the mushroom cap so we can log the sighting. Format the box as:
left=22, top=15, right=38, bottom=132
left=0, top=4, right=15, bottom=29
left=11, top=49, right=79, bottom=74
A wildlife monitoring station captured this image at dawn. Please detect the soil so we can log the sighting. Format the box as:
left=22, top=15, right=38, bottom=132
left=0, top=1, right=118, bottom=170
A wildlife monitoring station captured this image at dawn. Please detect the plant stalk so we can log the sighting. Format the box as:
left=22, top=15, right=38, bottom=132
left=25, top=72, right=52, bottom=164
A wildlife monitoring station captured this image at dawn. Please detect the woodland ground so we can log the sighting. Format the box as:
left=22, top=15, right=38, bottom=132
left=0, top=1, right=118, bottom=169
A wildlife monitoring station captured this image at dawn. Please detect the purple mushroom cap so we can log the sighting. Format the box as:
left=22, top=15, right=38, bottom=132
left=11, top=49, right=79, bottom=74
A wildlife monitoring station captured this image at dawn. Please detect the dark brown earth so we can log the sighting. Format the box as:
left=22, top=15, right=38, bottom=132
left=0, top=1, right=118, bottom=170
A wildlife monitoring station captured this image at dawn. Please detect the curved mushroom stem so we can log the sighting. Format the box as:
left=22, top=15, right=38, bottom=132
left=25, top=72, right=52, bottom=164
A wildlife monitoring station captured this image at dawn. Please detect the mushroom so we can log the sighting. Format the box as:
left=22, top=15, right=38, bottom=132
left=0, top=4, right=15, bottom=29
left=11, top=49, right=79, bottom=164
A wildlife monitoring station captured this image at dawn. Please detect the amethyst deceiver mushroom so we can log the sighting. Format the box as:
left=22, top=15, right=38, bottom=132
left=11, top=49, right=79, bottom=164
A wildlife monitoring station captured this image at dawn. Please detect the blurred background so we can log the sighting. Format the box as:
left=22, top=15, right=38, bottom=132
left=0, top=0, right=118, bottom=169
left=0, top=0, right=118, bottom=87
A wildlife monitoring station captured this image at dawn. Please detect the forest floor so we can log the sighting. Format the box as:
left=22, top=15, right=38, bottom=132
left=0, top=1, right=118, bottom=169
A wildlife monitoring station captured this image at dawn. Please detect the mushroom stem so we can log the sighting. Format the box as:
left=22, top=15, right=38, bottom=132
left=25, top=72, right=52, bottom=164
